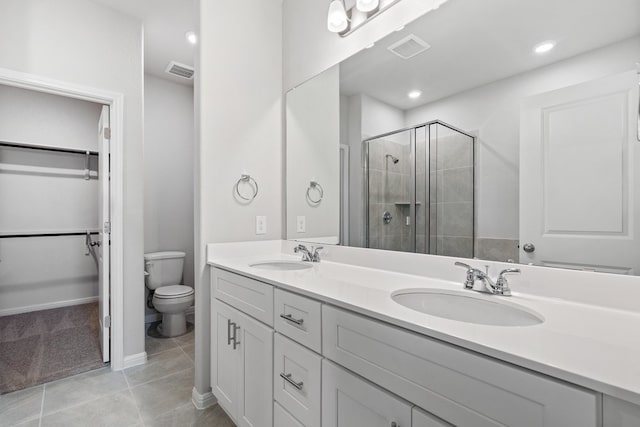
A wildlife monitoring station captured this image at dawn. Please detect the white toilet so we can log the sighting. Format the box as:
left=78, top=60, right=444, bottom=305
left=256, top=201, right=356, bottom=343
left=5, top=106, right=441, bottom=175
left=144, top=251, right=194, bottom=337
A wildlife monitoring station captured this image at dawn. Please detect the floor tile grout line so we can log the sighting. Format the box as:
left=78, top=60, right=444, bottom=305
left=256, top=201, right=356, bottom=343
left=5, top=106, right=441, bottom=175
left=124, top=372, right=146, bottom=427
left=38, top=384, right=45, bottom=427
left=35, top=373, right=129, bottom=419
left=126, top=365, right=194, bottom=391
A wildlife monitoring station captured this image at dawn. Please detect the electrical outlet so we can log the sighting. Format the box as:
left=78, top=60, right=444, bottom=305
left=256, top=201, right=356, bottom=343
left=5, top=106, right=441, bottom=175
left=256, top=216, right=267, bottom=235
left=296, top=216, right=306, bottom=233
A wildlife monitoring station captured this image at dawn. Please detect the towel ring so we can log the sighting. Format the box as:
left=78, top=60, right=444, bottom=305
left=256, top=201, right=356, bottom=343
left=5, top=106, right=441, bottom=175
left=306, top=181, right=323, bottom=204
left=235, top=174, right=259, bottom=201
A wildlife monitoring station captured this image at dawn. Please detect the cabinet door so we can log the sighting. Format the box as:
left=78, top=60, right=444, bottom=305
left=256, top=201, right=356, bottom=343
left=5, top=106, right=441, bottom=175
left=237, top=308, right=274, bottom=427
left=322, top=360, right=411, bottom=427
left=211, top=299, right=239, bottom=421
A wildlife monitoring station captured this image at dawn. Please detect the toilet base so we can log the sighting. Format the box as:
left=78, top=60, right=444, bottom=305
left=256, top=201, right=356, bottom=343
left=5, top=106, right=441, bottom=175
left=158, top=312, right=187, bottom=337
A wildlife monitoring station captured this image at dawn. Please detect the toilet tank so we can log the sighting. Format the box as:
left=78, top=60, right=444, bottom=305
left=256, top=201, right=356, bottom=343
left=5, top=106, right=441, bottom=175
left=144, top=251, right=186, bottom=290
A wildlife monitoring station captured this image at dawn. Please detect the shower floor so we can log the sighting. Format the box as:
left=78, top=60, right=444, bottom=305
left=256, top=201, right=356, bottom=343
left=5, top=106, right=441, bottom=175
left=0, top=302, right=106, bottom=394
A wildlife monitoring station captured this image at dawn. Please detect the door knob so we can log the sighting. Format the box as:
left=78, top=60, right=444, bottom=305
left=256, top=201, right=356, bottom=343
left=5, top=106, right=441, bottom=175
left=523, top=243, right=535, bottom=253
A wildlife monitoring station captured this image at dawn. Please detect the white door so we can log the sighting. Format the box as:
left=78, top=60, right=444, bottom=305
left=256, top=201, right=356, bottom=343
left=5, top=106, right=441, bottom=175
left=237, top=308, right=274, bottom=427
left=211, top=299, right=239, bottom=421
left=98, top=105, right=111, bottom=362
left=520, top=71, right=640, bottom=274
left=321, top=360, right=412, bottom=427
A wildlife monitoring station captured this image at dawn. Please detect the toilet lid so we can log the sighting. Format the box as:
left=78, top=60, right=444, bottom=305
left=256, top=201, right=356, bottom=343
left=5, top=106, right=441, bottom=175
left=154, top=285, right=194, bottom=298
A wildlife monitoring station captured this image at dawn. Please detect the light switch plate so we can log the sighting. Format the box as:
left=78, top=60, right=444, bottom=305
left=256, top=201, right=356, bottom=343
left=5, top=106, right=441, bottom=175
left=256, top=216, right=267, bottom=235
left=296, top=216, right=306, bottom=233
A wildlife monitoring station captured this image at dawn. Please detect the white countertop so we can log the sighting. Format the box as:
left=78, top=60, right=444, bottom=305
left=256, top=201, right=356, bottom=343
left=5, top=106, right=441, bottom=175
left=207, top=241, right=640, bottom=406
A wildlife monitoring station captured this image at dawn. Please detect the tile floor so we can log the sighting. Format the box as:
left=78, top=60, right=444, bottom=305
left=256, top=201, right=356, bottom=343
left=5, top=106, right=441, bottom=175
left=0, top=325, right=235, bottom=427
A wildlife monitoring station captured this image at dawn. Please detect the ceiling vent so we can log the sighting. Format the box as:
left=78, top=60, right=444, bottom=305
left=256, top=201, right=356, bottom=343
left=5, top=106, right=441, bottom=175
left=165, top=61, right=195, bottom=80
left=387, top=35, right=431, bottom=59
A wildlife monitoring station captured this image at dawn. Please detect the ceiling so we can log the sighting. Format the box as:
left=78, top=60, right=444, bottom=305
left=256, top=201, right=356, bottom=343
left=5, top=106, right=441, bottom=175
left=340, top=0, right=640, bottom=110
left=90, top=0, right=196, bottom=86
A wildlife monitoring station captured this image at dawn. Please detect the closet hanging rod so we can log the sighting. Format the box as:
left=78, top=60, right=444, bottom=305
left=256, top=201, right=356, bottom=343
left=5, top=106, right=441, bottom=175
left=0, top=231, right=100, bottom=239
left=0, top=140, right=99, bottom=156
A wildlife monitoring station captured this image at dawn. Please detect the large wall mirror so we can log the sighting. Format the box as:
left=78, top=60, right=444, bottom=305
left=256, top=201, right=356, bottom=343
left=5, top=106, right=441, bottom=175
left=286, top=0, right=640, bottom=274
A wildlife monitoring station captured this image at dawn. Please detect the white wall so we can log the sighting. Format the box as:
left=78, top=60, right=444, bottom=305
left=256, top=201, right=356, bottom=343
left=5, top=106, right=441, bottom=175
left=283, top=0, right=449, bottom=90
left=0, top=86, right=102, bottom=315
left=144, top=74, right=194, bottom=287
left=286, top=66, right=340, bottom=241
left=194, top=0, right=283, bottom=397
left=0, top=0, right=145, bottom=357
left=404, top=36, right=640, bottom=240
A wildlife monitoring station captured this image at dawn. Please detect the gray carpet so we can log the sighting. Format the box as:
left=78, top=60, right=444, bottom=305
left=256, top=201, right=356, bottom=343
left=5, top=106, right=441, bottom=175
left=0, top=303, right=106, bottom=394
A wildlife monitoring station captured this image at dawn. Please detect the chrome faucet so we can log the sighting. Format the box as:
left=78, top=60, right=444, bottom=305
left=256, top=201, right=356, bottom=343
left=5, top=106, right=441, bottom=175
left=454, top=262, right=520, bottom=296
left=294, top=244, right=323, bottom=262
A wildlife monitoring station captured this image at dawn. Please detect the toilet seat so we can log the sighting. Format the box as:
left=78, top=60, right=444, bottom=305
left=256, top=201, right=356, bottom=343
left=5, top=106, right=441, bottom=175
left=154, top=285, right=194, bottom=299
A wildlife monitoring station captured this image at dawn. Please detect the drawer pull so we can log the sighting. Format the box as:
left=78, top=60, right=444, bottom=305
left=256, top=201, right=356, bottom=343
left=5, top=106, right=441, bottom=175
left=280, top=313, right=304, bottom=325
left=280, top=372, right=304, bottom=390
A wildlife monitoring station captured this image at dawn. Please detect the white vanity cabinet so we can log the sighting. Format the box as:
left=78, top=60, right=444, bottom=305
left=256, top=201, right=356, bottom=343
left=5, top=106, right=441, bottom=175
left=211, top=269, right=274, bottom=427
left=209, top=266, right=638, bottom=427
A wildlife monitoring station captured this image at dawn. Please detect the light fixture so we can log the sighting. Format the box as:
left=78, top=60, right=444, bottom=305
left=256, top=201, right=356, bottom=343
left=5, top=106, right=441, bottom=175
left=327, top=0, right=348, bottom=33
left=533, top=40, right=555, bottom=54
left=356, top=0, right=379, bottom=13
left=185, top=31, right=197, bottom=45
left=327, top=0, right=403, bottom=36
left=408, top=90, right=422, bottom=99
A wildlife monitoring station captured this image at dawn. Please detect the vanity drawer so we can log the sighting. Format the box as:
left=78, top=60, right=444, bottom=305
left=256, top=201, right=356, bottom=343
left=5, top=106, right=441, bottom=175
left=274, top=289, right=321, bottom=353
left=211, top=267, right=274, bottom=326
left=274, top=333, right=321, bottom=427
left=413, top=407, right=453, bottom=427
left=322, top=305, right=600, bottom=427
left=274, top=402, right=304, bottom=427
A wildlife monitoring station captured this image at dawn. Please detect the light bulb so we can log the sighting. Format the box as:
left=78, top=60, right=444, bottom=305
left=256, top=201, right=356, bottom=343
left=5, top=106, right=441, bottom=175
left=534, top=41, right=556, bottom=54
left=356, top=0, right=379, bottom=13
left=185, top=31, right=197, bottom=44
left=327, top=0, right=348, bottom=33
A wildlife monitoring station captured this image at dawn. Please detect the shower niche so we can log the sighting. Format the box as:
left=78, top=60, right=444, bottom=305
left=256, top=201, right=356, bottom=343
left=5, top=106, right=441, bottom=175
left=365, top=121, right=474, bottom=257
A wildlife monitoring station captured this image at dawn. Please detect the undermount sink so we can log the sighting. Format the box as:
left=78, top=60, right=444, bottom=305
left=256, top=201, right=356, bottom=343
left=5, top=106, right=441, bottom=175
left=249, top=260, right=313, bottom=271
left=392, top=289, right=544, bottom=327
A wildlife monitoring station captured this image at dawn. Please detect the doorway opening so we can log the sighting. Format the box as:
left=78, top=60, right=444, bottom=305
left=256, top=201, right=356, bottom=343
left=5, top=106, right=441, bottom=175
left=0, top=84, right=111, bottom=393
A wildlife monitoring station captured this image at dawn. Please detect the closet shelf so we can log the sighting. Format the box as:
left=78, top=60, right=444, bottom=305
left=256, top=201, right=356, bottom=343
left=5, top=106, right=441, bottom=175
left=0, top=230, right=100, bottom=239
left=0, top=140, right=99, bottom=156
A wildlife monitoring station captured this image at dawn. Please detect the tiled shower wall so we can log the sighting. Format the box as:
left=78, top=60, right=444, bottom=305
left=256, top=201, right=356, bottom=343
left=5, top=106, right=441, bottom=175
left=367, top=138, right=413, bottom=252
left=429, top=130, right=474, bottom=258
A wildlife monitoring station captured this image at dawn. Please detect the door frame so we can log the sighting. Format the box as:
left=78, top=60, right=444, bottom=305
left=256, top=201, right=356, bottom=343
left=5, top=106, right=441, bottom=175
left=0, top=67, right=126, bottom=370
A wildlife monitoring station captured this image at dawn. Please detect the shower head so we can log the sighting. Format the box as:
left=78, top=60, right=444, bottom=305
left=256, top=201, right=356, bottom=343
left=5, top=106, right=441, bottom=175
left=385, top=154, right=399, bottom=164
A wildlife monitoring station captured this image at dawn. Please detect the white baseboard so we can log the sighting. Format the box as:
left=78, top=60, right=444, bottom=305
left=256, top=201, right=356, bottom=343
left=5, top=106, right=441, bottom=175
left=192, top=387, right=216, bottom=410
left=0, top=296, right=99, bottom=317
left=121, top=351, right=147, bottom=369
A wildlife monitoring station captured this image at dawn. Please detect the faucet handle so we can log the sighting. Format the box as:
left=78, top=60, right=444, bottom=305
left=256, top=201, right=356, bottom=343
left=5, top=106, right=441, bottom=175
left=311, top=246, right=324, bottom=262
left=454, top=261, right=473, bottom=270
left=495, top=268, right=520, bottom=296
left=454, top=262, right=476, bottom=289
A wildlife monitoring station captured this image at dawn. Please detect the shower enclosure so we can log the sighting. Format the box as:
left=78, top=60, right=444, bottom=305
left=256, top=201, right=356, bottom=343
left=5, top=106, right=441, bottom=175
left=364, top=121, right=475, bottom=257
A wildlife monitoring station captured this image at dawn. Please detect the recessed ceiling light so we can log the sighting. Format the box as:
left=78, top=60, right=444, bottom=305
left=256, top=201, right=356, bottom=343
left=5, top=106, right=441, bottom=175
left=185, top=31, right=197, bottom=45
left=534, top=40, right=555, bottom=54
left=365, top=43, right=375, bottom=49
left=395, top=25, right=405, bottom=32
left=408, top=90, right=422, bottom=99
